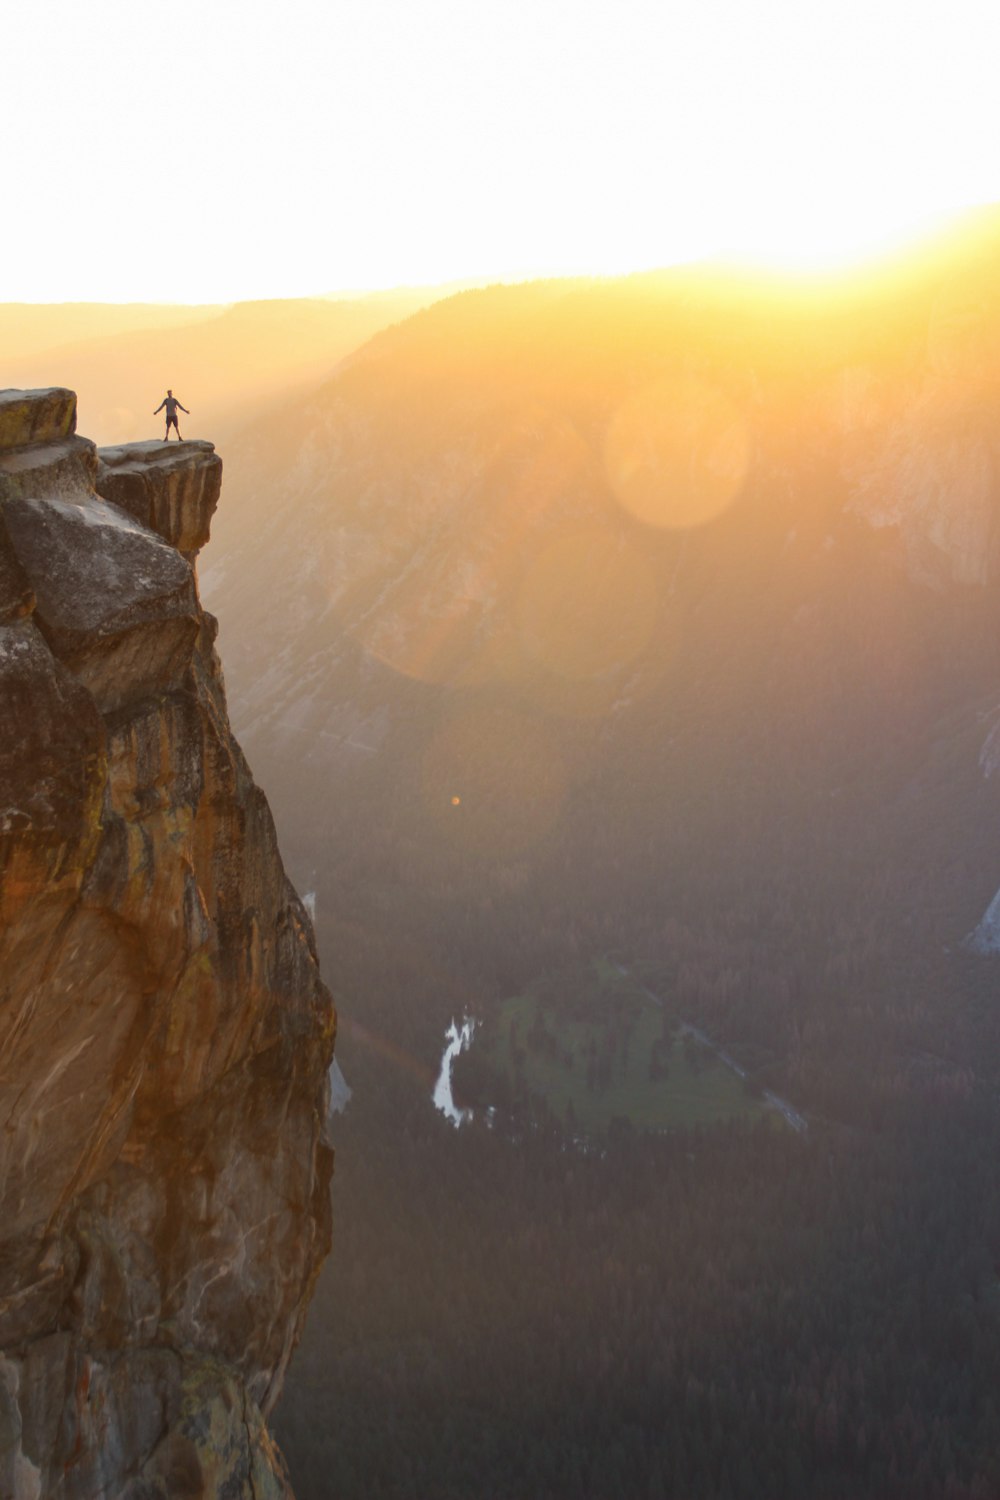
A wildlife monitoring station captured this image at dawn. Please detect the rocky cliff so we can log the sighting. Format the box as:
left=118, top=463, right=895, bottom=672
left=0, top=389, right=335, bottom=1498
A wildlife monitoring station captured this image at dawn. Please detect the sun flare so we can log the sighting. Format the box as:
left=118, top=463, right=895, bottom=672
left=715, top=205, right=963, bottom=279
left=7, top=0, right=1000, bottom=302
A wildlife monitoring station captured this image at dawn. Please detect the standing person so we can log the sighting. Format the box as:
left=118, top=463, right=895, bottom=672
left=153, top=389, right=190, bottom=440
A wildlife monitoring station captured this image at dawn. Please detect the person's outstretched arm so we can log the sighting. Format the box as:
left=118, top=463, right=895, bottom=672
left=153, top=399, right=166, bottom=413
left=178, top=403, right=190, bottom=413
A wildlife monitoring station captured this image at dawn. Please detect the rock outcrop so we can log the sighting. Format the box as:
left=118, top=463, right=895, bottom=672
left=0, top=390, right=335, bottom=1498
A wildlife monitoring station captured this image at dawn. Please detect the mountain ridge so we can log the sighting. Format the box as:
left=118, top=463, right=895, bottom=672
left=199, top=224, right=1000, bottom=1126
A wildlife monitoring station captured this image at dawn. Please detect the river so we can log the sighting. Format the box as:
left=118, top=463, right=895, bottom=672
left=432, top=1018, right=475, bottom=1126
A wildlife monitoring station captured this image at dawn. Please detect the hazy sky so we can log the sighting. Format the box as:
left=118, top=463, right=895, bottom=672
left=6, top=0, right=1000, bottom=302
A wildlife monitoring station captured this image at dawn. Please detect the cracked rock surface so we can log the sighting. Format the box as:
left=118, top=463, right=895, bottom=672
left=0, top=390, right=334, bottom=1499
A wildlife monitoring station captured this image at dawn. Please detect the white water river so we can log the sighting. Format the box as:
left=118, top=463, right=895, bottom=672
left=432, top=1018, right=476, bottom=1126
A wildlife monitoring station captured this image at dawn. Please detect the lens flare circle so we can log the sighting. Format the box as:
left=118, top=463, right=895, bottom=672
left=605, top=376, right=750, bottom=530
left=514, top=527, right=659, bottom=683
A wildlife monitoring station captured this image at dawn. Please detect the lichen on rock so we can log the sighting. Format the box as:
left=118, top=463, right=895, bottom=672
left=0, top=389, right=334, bottom=1498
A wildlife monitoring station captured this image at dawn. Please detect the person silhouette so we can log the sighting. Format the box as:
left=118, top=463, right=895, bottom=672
left=153, top=390, right=190, bottom=440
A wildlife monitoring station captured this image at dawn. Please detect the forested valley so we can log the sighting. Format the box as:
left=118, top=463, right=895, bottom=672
left=270, top=789, right=1000, bottom=1500
left=276, top=927, right=1000, bottom=1500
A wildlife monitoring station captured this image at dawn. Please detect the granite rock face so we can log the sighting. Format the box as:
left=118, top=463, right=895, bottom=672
left=96, top=441, right=222, bottom=559
left=0, top=388, right=76, bottom=451
left=0, top=390, right=334, bottom=1498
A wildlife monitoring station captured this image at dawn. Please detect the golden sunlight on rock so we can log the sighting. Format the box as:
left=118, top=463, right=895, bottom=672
left=514, top=528, right=659, bottom=683
left=421, top=705, right=565, bottom=860
left=604, top=376, right=750, bottom=530
left=0, top=390, right=333, bottom=1496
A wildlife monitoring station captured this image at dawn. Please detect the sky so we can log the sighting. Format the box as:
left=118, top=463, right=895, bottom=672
left=5, top=0, right=1000, bottom=303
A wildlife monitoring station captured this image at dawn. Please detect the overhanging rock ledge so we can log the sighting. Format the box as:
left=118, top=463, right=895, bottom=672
left=0, top=388, right=335, bottom=1499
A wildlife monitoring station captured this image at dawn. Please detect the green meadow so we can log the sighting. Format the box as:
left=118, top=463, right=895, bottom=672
left=464, top=960, right=766, bottom=1135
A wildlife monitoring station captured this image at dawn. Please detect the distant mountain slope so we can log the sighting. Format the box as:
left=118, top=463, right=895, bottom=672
left=2, top=286, right=456, bottom=445
left=201, top=216, right=1000, bottom=1097
left=0, top=300, right=222, bottom=361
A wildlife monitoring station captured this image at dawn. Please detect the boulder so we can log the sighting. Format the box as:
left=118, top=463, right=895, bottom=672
left=0, top=387, right=76, bottom=452
left=97, top=440, right=223, bottom=557
left=3, top=493, right=200, bottom=714
left=0, top=434, right=99, bottom=503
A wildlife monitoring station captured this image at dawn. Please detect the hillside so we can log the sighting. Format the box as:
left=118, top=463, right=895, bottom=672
left=201, top=213, right=1000, bottom=1109
left=1, top=286, right=457, bottom=446
left=0, top=301, right=223, bottom=361
left=185, top=219, right=1000, bottom=1499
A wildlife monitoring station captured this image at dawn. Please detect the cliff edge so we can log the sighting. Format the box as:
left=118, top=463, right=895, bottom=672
left=0, top=389, right=335, bottom=1498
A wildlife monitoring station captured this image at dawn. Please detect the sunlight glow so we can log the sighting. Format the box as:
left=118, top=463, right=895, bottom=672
left=516, top=530, right=659, bottom=677
left=4, top=0, right=1000, bottom=300
left=605, top=380, right=750, bottom=531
